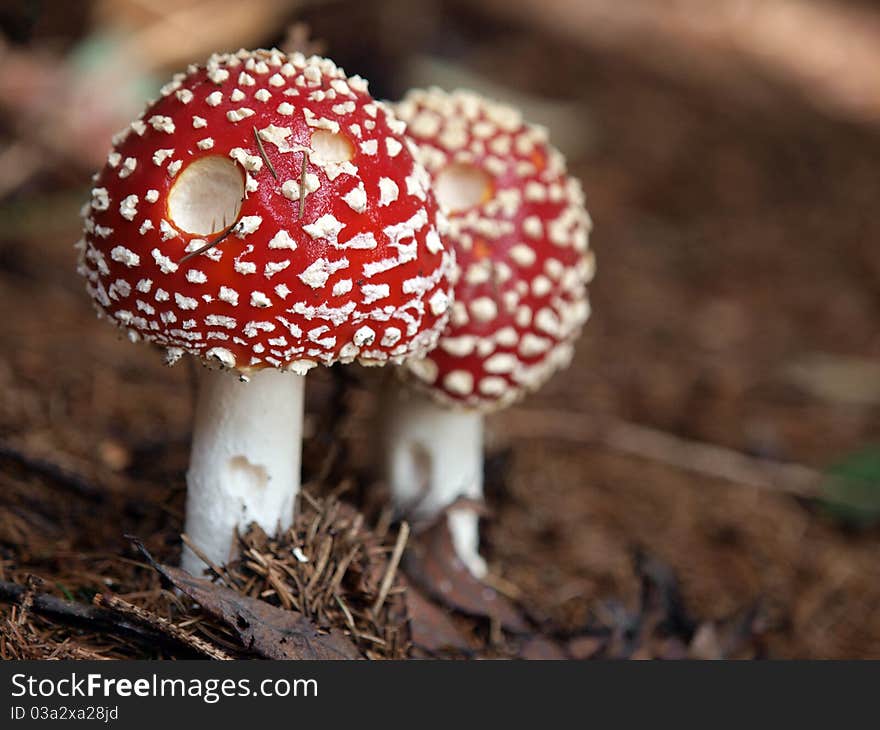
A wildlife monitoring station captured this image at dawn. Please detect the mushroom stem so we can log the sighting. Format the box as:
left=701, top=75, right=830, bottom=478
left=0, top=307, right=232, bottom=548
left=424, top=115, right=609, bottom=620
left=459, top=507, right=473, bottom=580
left=182, top=367, right=304, bottom=575
left=382, top=382, right=487, bottom=578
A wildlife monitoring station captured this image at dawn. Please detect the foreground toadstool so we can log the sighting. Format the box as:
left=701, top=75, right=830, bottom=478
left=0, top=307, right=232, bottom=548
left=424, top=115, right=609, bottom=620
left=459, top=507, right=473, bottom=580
left=77, top=51, right=453, bottom=574
left=385, top=88, right=594, bottom=577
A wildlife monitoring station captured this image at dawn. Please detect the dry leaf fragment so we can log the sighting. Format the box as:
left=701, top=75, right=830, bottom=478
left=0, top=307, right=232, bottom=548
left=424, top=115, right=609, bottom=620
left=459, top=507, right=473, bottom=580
left=403, top=518, right=528, bottom=633
left=404, top=580, right=472, bottom=654
left=131, top=538, right=361, bottom=660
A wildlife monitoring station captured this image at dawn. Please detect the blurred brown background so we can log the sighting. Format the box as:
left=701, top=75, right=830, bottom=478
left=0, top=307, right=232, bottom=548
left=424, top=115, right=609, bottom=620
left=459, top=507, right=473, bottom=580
left=3, top=0, right=880, bottom=658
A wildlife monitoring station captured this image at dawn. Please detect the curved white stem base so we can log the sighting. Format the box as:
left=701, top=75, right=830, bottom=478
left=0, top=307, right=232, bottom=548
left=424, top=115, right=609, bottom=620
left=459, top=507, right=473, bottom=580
left=383, top=384, right=487, bottom=578
left=182, top=368, right=304, bottom=575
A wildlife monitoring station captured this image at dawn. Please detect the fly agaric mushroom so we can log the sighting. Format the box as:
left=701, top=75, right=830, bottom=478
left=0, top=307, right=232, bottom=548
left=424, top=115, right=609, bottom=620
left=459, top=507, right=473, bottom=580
left=384, top=88, right=593, bottom=578
left=77, top=50, right=453, bottom=574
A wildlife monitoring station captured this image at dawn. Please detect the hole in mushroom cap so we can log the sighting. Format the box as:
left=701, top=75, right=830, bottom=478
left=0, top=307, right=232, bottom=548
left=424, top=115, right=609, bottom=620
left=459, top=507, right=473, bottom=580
left=167, top=156, right=245, bottom=236
left=310, top=129, right=354, bottom=164
left=434, top=163, right=493, bottom=214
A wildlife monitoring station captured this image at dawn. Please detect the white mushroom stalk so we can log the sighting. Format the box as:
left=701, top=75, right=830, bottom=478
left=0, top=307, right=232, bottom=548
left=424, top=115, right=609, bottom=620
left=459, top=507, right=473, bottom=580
left=182, top=368, right=304, bottom=573
left=383, top=385, right=487, bottom=578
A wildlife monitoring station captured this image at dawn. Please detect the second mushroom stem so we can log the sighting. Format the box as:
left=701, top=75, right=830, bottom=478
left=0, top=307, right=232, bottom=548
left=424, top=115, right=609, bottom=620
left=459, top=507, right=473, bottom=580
left=182, top=367, right=305, bottom=575
left=382, top=381, right=487, bottom=578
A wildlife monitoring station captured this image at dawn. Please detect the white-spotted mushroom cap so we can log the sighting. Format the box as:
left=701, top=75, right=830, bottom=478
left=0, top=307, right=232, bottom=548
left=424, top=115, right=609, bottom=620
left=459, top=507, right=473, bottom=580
left=393, top=88, right=594, bottom=410
left=77, top=50, right=453, bottom=375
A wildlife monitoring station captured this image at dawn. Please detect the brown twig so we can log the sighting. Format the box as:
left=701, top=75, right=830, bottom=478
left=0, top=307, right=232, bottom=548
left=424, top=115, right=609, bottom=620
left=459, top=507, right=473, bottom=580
left=497, top=409, right=822, bottom=498
left=178, top=220, right=240, bottom=264
left=299, top=489, right=323, bottom=513
left=181, top=533, right=232, bottom=587
left=94, top=593, right=233, bottom=660
left=0, top=442, right=105, bottom=502
left=334, top=593, right=358, bottom=638
left=372, top=522, right=409, bottom=616
left=0, top=580, right=173, bottom=649
left=253, top=126, right=277, bottom=180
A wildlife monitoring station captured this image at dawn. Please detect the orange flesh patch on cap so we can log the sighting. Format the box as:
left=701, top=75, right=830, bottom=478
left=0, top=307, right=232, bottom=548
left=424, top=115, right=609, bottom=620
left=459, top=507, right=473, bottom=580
left=530, top=150, right=546, bottom=172
left=472, top=238, right=492, bottom=260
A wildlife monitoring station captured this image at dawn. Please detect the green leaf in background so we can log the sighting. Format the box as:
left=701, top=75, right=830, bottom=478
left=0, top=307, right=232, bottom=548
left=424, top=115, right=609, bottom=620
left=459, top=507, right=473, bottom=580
left=820, top=447, right=880, bottom=528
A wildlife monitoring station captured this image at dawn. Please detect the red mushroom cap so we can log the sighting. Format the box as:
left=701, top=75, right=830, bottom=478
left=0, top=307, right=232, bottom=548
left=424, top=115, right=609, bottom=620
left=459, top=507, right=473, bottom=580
left=78, top=50, right=453, bottom=374
left=393, top=88, right=594, bottom=410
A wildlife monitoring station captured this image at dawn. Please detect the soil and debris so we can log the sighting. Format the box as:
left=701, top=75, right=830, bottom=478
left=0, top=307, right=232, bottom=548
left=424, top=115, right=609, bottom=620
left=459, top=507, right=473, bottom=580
left=3, top=0, right=880, bottom=658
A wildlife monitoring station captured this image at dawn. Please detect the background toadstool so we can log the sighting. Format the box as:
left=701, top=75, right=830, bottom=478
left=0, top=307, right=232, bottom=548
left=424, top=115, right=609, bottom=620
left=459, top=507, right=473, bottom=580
left=384, top=88, right=594, bottom=578
left=77, top=51, right=453, bottom=574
